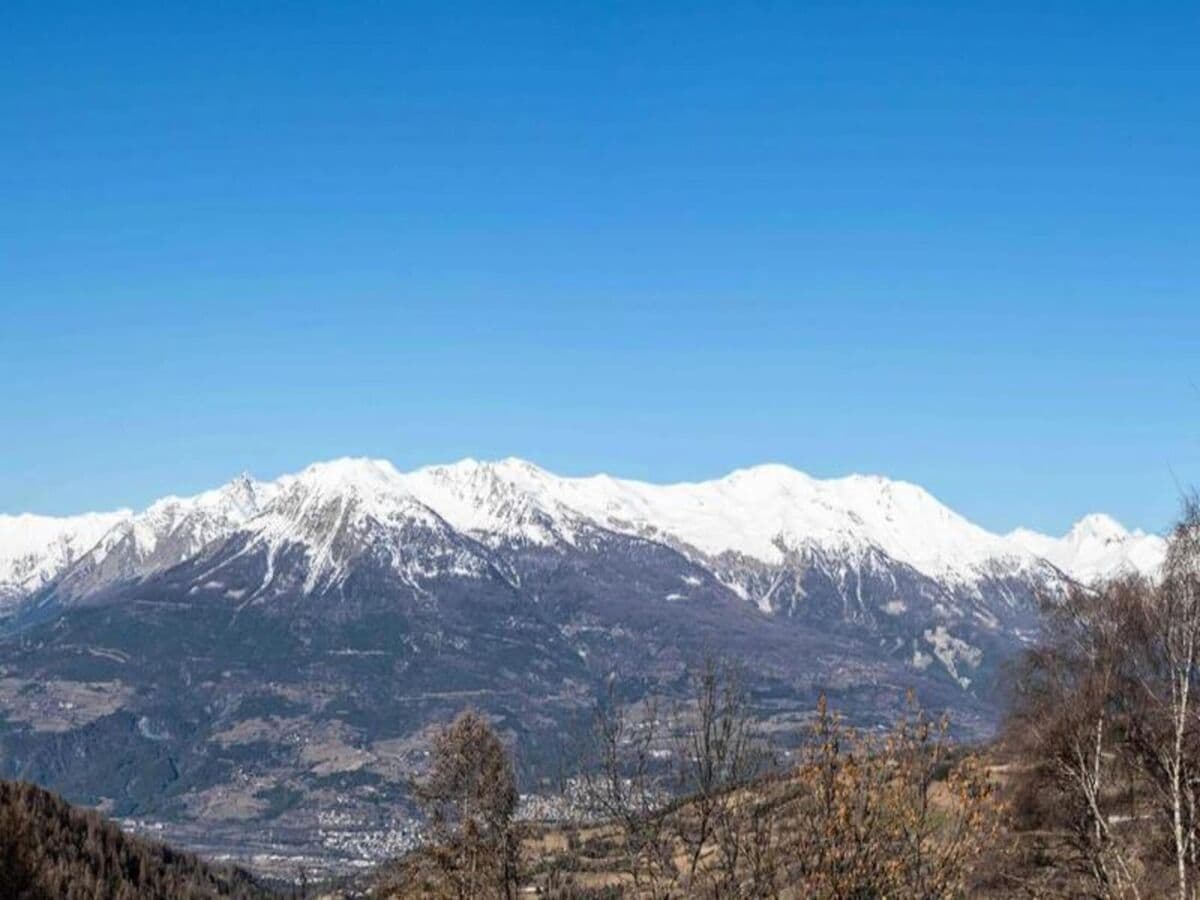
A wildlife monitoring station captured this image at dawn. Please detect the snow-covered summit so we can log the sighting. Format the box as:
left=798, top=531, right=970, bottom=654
left=255, top=457, right=432, bottom=538
left=403, top=457, right=578, bottom=546
left=1008, top=513, right=1166, bottom=585
left=277, top=457, right=406, bottom=496
left=241, top=457, right=498, bottom=593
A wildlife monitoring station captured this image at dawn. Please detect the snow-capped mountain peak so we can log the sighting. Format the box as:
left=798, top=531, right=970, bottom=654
left=283, top=457, right=406, bottom=494
left=239, top=457, right=502, bottom=594
left=1008, top=514, right=1165, bottom=585
left=402, top=457, right=572, bottom=546
left=262, top=457, right=427, bottom=532
left=1065, top=512, right=1129, bottom=545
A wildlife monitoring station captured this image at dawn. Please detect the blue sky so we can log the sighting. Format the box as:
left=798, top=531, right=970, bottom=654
left=2, top=1, right=1198, bottom=534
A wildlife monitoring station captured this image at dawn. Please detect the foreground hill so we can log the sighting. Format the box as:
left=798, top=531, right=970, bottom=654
left=0, top=779, right=270, bottom=899
left=0, top=458, right=1166, bottom=869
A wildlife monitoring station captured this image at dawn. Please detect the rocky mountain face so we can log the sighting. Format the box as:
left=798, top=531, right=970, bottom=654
left=0, top=458, right=1166, bottom=871
left=0, top=510, right=130, bottom=608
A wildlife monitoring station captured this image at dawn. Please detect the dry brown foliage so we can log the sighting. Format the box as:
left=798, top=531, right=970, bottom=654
left=0, top=779, right=268, bottom=900
left=1001, top=500, right=1200, bottom=899
left=567, top=665, right=996, bottom=899
left=388, top=709, right=520, bottom=900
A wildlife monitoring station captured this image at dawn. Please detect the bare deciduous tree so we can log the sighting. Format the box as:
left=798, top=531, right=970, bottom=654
left=672, top=654, right=767, bottom=892
left=1133, top=499, right=1200, bottom=900
left=1008, top=579, right=1146, bottom=898
left=778, top=692, right=996, bottom=899
left=575, top=664, right=993, bottom=898
left=415, top=709, right=520, bottom=900
left=1005, top=500, right=1200, bottom=899
left=581, top=682, right=678, bottom=898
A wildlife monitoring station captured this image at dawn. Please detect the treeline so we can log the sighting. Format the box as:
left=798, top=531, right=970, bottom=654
left=1005, top=501, right=1200, bottom=898
left=0, top=780, right=271, bottom=900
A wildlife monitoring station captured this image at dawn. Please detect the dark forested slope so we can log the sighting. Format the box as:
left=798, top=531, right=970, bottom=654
left=0, top=780, right=272, bottom=900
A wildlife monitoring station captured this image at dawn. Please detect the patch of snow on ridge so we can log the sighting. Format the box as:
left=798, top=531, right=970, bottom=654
left=923, top=626, right=983, bottom=689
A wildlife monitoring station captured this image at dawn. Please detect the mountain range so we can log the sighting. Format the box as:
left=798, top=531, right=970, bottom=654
left=0, top=457, right=1163, bottom=610
left=0, top=458, right=1166, bottom=871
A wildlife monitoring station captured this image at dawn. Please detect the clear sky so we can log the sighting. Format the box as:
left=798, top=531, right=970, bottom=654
left=2, top=1, right=1198, bottom=534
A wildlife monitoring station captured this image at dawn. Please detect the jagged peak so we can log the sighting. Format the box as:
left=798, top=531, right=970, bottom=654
left=136, top=473, right=276, bottom=530
left=418, top=456, right=552, bottom=481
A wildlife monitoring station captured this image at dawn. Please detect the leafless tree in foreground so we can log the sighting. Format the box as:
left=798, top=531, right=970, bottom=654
left=575, top=657, right=993, bottom=899
left=1008, top=578, right=1147, bottom=898
left=1007, top=500, right=1200, bottom=899
left=672, top=653, right=770, bottom=896
left=414, top=709, right=520, bottom=900
left=1132, top=499, right=1200, bottom=900
left=580, top=682, right=678, bottom=898
left=779, top=692, right=996, bottom=899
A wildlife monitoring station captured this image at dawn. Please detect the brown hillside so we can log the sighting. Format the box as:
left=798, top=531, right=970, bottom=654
left=0, top=780, right=272, bottom=900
